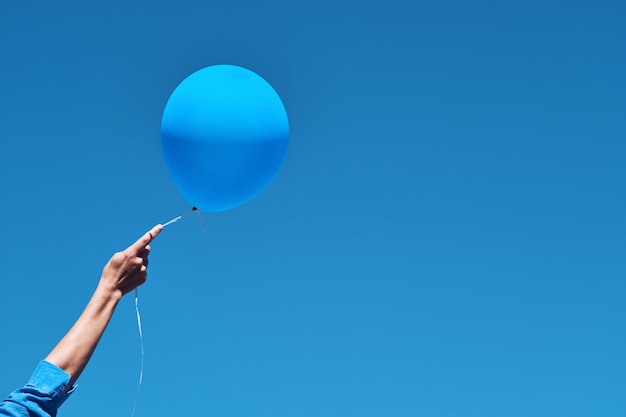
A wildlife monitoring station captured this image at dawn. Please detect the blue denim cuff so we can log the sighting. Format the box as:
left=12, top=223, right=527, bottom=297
left=27, top=361, right=77, bottom=407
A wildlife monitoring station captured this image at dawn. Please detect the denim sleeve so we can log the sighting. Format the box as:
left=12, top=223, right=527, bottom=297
left=0, top=361, right=76, bottom=417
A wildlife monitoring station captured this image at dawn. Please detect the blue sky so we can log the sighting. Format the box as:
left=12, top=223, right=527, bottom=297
left=1, top=1, right=625, bottom=416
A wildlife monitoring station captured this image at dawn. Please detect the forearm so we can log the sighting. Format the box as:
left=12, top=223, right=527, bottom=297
left=45, top=284, right=122, bottom=389
left=42, top=224, right=161, bottom=392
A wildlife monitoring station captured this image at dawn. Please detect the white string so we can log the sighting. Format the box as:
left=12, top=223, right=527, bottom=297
left=162, top=208, right=197, bottom=228
left=196, top=210, right=208, bottom=232
left=162, top=215, right=181, bottom=227
left=130, top=208, right=204, bottom=417
left=131, top=289, right=144, bottom=417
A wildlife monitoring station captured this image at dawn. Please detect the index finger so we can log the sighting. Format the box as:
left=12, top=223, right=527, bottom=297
left=126, top=224, right=163, bottom=255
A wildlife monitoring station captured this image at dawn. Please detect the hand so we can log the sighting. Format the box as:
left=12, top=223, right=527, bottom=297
left=100, top=224, right=163, bottom=297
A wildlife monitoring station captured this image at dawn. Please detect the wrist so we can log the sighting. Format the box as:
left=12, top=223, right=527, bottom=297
left=94, top=281, right=124, bottom=304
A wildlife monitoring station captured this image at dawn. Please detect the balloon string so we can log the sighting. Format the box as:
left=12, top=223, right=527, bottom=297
left=195, top=210, right=208, bottom=232
left=131, top=289, right=144, bottom=417
left=162, top=207, right=198, bottom=228
left=130, top=207, right=205, bottom=416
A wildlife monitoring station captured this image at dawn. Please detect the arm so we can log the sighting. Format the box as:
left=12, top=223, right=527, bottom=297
left=45, top=224, right=163, bottom=389
left=0, top=225, right=163, bottom=417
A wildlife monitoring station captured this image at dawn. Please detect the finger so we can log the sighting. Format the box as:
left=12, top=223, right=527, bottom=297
left=138, top=246, right=151, bottom=257
left=127, top=224, right=163, bottom=255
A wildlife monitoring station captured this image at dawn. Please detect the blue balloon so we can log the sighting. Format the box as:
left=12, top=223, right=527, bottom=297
left=161, top=64, right=289, bottom=212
